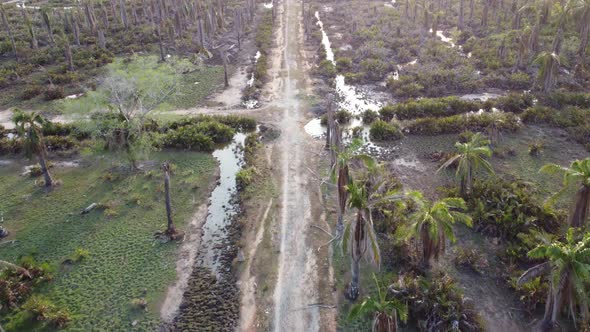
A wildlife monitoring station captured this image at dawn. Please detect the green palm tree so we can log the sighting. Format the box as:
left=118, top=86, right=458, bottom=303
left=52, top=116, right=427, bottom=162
left=533, top=51, right=564, bottom=93
left=540, top=158, right=590, bottom=227
left=13, top=110, right=53, bottom=188
left=437, top=133, right=494, bottom=197
left=397, top=193, right=472, bottom=268
left=517, top=229, right=590, bottom=330
left=342, top=180, right=403, bottom=300
left=348, top=274, right=408, bottom=332
left=332, top=138, right=375, bottom=237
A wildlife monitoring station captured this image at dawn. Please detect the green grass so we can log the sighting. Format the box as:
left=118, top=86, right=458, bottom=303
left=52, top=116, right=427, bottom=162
left=55, top=55, right=225, bottom=116
left=0, top=151, right=217, bottom=331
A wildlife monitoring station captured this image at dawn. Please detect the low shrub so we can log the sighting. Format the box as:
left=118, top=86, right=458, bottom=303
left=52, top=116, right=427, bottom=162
left=361, top=110, right=379, bottom=124
left=163, top=129, right=215, bottom=152
left=21, top=85, right=44, bottom=100
left=509, top=276, right=548, bottom=314
left=382, top=96, right=482, bottom=120
left=406, top=111, right=520, bottom=135
left=43, top=86, right=65, bottom=101
left=335, top=57, right=352, bottom=72
left=491, top=93, right=534, bottom=114
left=320, top=110, right=352, bottom=125
left=22, top=295, right=71, bottom=328
left=369, top=120, right=403, bottom=141
left=390, top=271, right=484, bottom=331
left=44, top=136, right=78, bottom=151
left=453, top=246, right=489, bottom=274
left=71, top=248, right=90, bottom=262
left=318, top=59, right=336, bottom=78
left=236, top=167, right=257, bottom=190
left=448, top=179, right=562, bottom=240
left=538, top=90, right=590, bottom=109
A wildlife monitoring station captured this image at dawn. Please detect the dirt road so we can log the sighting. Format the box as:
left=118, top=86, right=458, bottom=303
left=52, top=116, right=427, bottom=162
left=271, top=0, right=324, bottom=330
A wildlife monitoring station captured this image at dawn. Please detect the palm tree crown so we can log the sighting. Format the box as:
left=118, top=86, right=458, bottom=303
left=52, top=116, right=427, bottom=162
left=438, top=133, right=494, bottom=197
left=518, top=229, right=590, bottom=329
left=348, top=274, right=408, bottom=332
left=540, top=158, right=590, bottom=227
left=398, top=193, right=472, bottom=267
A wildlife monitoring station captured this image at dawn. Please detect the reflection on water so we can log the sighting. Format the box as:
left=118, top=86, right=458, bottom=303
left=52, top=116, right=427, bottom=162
left=198, top=133, right=246, bottom=278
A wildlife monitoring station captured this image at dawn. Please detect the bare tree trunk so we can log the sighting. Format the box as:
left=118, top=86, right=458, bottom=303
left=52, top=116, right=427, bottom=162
left=347, top=257, right=360, bottom=301
left=569, top=185, right=590, bottom=227
left=552, top=25, right=564, bottom=54
left=84, top=2, right=96, bottom=32
left=1, top=5, right=18, bottom=61
left=221, top=50, right=229, bottom=87
left=120, top=0, right=129, bottom=30
left=469, top=0, right=474, bottom=21
left=481, top=0, right=489, bottom=27
left=157, top=24, right=166, bottom=62
left=163, top=161, right=176, bottom=234
left=41, top=9, right=55, bottom=45
left=22, top=8, right=38, bottom=49
left=38, top=150, right=53, bottom=188
left=64, top=36, right=75, bottom=71
left=97, top=29, right=106, bottom=49
left=459, top=0, right=464, bottom=29
left=99, top=2, right=109, bottom=28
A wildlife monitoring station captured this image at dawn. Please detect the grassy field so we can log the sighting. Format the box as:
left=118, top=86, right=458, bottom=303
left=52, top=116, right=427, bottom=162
left=58, top=55, right=226, bottom=115
left=0, top=151, right=217, bottom=331
left=3, top=55, right=226, bottom=115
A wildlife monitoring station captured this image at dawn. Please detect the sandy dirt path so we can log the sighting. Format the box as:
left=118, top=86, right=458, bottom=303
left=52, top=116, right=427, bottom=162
left=271, top=0, right=326, bottom=331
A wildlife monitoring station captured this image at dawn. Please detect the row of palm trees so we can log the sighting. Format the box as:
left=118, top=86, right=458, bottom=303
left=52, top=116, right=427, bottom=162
left=412, top=0, right=589, bottom=92
left=334, top=132, right=590, bottom=330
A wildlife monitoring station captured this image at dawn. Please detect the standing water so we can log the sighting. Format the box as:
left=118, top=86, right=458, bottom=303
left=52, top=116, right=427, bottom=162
left=197, top=132, right=246, bottom=278
left=306, top=12, right=388, bottom=157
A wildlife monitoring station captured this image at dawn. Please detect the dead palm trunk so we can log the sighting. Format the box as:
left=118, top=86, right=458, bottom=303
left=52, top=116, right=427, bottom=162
left=163, top=162, right=176, bottom=235
left=569, top=185, right=590, bottom=227
left=38, top=148, right=53, bottom=187
left=347, top=212, right=365, bottom=301
left=120, top=0, right=129, bottom=30
left=337, top=165, right=350, bottom=237
left=156, top=24, right=166, bottom=62
left=459, top=0, right=464, bottom=29
left=577, top=10, right=590, bottom=62
left=41, top=9, right=55, bottom=45
left=22, top=8, right=38, bottom=49
left=64, top=42, right=74, bottom=71
left=84, top=2, right=96, bottom=32
left=97, top=29, right=106, bottom=49
left=221, top=50, right=229, bottom=88
left=481, top=0, right=490, bottom=27
left=420, top=225, right=433, bottom=268
left=1, top=5, right=18, bottom=61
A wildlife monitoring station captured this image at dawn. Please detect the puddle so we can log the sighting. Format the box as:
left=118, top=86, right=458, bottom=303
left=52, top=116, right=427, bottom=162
left=197, top=132, right=246, bottom=278
left=460, top=92, right=503, bottom=101
left=430, top=29, right=456, bottom=48
left=308, top=12, right=389, bottom=154
left=242, top=99, right=259, bottom=109
left=65, top=93, right=84, bottom=99
left=246, top=51, right=262, bottom=87
left=303, top=118, right=323, bottom=138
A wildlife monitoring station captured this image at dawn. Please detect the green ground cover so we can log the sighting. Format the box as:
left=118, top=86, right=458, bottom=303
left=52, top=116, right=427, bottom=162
left=0, top=151, right=217, bottom=331
left=58, top=55, right=226, bottom=116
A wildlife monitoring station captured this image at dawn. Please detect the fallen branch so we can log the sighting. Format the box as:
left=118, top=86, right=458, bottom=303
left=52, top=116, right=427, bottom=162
left=317, top=236, right=339, bottom=252
left=307, top=303, right=336, bottom=309
left=311, top=224, right=333, bottom=237
left=0, top=240, right=17, bottom=247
